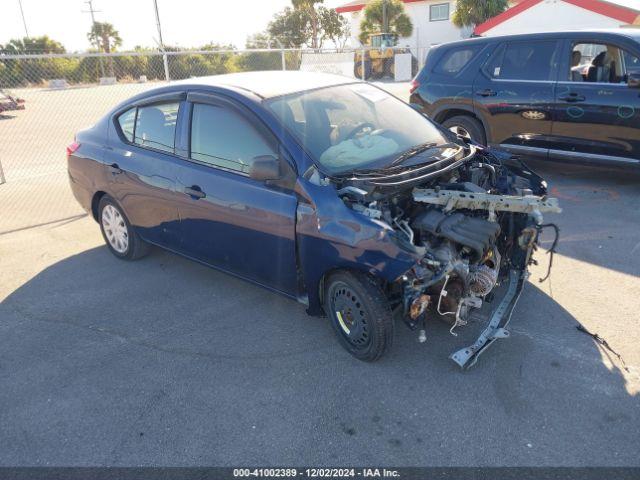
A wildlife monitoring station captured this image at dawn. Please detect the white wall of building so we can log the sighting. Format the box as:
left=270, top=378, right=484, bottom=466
left=481, top=0, right=628, bottom=36
left=345, top=0, right=472, bottom=53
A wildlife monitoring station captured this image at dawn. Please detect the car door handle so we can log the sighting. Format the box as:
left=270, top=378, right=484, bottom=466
left=184, top=185, right=206, bottom=199
left=476, top=89, right=497, bottom=97
left=559, top=93, right=586, bottom=103
left=108, top=163, right=123, bottom=174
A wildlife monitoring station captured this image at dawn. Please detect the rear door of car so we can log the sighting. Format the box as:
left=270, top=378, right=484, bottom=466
left=550, top=36, right=640, bottom=166
left=172, top=92, right=299, bottom=296
left=473, top=38, right=562, bottom=157
left=107, top=92, right=185, bottom=249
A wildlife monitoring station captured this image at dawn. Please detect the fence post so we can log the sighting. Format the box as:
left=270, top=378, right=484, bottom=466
left=281, top=48, right=286, bottom=71
left=0, top=158, right=6, bottom=185
left=361, top=47, right=366, bottom=81
left=162, top=52, right=170, bottom=82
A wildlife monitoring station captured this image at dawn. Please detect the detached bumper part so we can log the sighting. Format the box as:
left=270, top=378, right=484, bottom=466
left=450, top=269, right=525, bottom=369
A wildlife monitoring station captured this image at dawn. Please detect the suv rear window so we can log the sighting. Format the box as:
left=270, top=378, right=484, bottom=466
left=486, top=41, right=559, bottom=81
left=434, top=45, right=482, bottom=75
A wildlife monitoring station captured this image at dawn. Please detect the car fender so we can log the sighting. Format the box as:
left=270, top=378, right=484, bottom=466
left=294, top=179, right=421, bottom=316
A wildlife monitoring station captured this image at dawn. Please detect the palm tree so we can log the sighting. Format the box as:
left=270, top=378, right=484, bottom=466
left=452, top=0, right=509, bottom=28
left=359, top=0, right=412, bottom=45
left=87, top=22, right=122, bottom=54
left=87, top=22, right=122, bottom=77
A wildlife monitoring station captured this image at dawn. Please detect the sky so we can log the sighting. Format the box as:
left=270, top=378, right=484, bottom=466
left=1, top=0, right=346, bottom=52
left=3, top=0, right=640, bottom=52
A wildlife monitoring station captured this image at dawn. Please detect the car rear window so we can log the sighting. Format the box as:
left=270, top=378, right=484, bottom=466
left=133, top=102, right=179, bottom=153
left=434, top=45, right=482, bottom=76
left=117, top=108, right=136, bottom=142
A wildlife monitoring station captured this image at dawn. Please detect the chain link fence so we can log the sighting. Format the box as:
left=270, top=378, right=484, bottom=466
left=0, top=47, right=420, bottom=232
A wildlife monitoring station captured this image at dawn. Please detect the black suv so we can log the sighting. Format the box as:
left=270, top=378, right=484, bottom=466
left=410, top=30, right=640, bottom=167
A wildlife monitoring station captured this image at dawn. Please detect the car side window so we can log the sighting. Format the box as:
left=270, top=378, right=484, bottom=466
left=569, top=43, right=639, bottom=83
left=134, top=102, right=179, bottom=153
left=486, top=41, right=558, bottom=81
left=434, top=45, right=482, bottom=76
left=190, top=103, right=276, bottom=174
left=117, top=108, right=136, bottom=142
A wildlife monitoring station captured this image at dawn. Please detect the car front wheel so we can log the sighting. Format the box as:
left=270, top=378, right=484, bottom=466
left=98, top=195, right=149, bottom=260
left=324, top=271, right=394, bottom=362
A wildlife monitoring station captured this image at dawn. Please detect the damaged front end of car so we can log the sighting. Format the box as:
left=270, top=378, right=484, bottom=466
left=330, top=142, right=561, bottom=368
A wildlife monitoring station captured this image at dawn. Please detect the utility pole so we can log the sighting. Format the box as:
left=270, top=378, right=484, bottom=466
left=17, top=0, right=29, bottom=38
left=382, top=0, right=388, bottom=33
left=153, top=0, right=170, bottom=82
left=82, top=0, right=105, bottom=77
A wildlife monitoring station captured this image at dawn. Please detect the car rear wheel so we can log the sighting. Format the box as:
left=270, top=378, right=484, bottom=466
left=443, top=115, right=486, bottom=145
left=324, top=271, right=394, bottom=362
left=98, top=195, right=149, bottom=260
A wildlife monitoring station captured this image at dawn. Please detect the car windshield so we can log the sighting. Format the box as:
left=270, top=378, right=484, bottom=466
left=267, top=83, right=450, bottom=174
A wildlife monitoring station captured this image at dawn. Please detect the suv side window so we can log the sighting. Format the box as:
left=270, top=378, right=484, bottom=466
left=134, top=102, right=179, bottom=153
left=190, top=103, right=276, bottom=174
left=486, top=41, right=559, bottom=81
left=569, top=42, right=640, bottom=83
left=434, top=45, right=482, bottom=76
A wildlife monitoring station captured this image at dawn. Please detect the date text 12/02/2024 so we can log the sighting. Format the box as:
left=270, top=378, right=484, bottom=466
left=233, top=468, right=400, bottom=478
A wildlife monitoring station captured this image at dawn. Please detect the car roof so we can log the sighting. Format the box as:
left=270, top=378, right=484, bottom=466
left=172, top=71, right=359, bottom=99
left=439, top=28, right=640, bottom=48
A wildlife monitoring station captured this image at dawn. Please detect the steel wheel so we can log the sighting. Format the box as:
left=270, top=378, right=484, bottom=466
left=448, top=124, right=471, bottom=139
left=101, top=204, right=129, bottom=254
left=329, top=281, right=371, bottom=348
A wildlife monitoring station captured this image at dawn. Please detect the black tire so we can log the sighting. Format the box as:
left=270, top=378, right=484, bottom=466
left=324, top=271, right=394, bottom=362
left=354, top=60, right=373, bottom=81
left=442, top=115, right=486, bottom=145
left=98, top=195, right=149, bottom=261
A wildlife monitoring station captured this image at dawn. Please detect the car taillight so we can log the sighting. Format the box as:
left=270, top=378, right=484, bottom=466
left=410, top=79, right=420, bottom=94
left=66, top=141, right=80, bottom=157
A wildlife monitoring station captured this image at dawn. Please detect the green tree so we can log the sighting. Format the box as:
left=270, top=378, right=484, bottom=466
left=2, top=35, right=66, bottom=54
left=292, top=0, right=324, bottom=49
left=267, top=3, right=350, bottom=49
left=268, top=7, right=309, bottom=48
left=318, top=6, right=351, bottom=50
left=87, top=22, right=122, bottom=54
left=87, top=22, right=122, bottom=77
left=452, top=0, right=509, bottom=28
left=0, top=36, right=70, bottom=86
left=359, top=0, right=412, bottom=45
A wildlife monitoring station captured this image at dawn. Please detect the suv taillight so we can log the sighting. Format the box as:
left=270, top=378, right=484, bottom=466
left=410, top=79, right=420, bottom=94
left=66, top=141, right=80, bottom=157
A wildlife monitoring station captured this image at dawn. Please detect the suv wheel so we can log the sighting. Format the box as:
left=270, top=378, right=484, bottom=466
left=443, top=115, right=486, bottom=145
left=324, top=271, right=394, bottom=362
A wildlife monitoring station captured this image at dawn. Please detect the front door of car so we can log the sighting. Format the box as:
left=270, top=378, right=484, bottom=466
left=107, top=96, right=184, bottom=249
left=473, top=39, right=562, bottom=157
left=174, top=94, right=299, bottom=296
left=550, top=39, right=640, bottom=165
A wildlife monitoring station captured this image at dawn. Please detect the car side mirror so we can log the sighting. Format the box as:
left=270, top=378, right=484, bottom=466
left=249, top=155, right=281, bottom=181
left=628, top=71, right=640, bottom=89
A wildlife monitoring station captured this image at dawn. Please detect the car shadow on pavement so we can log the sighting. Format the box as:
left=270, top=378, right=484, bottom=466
left=524, top=160, right=640, bottom=278
left=0, top=244, right=638, bottom=466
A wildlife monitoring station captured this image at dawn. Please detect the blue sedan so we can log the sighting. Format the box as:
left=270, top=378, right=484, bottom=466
left=67, top=71, right=560, bottom=366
